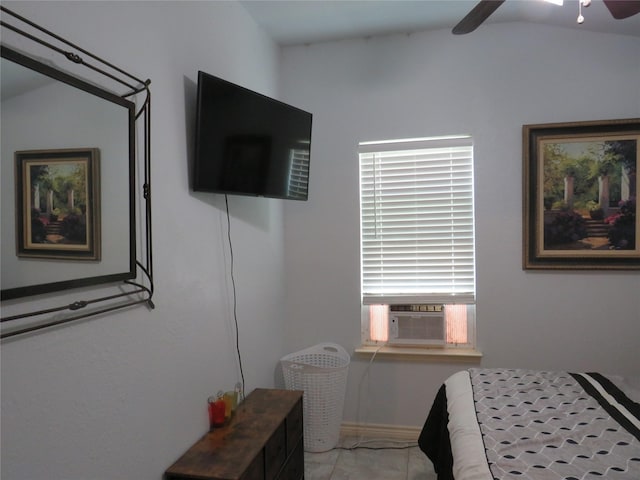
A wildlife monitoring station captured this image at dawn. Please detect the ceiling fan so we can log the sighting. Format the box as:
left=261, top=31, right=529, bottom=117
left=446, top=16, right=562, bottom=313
left=452, top=0, right=640, bottom=34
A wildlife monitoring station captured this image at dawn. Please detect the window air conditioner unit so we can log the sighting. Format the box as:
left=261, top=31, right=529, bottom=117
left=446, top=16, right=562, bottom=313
left=387, top=305, right=446, bottom=346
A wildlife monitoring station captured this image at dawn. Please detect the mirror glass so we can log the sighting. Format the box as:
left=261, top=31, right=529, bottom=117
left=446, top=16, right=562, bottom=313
left=1, top=46, right=136, bottom=300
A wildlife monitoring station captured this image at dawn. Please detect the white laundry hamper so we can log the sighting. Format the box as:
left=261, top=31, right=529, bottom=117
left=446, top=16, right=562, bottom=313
left=280, top=343, right=350, bottom=452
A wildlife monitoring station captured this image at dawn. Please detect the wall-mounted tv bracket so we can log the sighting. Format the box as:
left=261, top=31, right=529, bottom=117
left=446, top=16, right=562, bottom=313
left=0, top=6, right=154, bottom=339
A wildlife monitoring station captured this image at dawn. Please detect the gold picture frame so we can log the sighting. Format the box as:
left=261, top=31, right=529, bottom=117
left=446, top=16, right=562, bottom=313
left=15, top=148, right=101, bottom=261
left=523, top=118, right=639, bottom=270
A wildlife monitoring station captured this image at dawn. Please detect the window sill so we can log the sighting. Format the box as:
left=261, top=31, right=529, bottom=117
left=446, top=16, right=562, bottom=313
left=354, top=344, right=483, bottom=362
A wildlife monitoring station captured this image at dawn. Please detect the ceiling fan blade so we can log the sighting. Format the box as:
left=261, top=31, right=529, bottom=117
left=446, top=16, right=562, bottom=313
left=603, top=0, right=640, bottom=19
left=452, top=0, right=506, bottom=35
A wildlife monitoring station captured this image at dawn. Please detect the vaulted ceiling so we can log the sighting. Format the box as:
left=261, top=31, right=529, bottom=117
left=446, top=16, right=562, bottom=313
left=240, top=0, right=640, bottom=45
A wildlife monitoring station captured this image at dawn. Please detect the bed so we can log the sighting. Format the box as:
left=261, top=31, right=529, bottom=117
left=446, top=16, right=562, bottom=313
left=418, top=368, right=640, bottom=480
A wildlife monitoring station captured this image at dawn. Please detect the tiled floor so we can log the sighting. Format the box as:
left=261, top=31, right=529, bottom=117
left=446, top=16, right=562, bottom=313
left=304, top=437, right=437, bottom=480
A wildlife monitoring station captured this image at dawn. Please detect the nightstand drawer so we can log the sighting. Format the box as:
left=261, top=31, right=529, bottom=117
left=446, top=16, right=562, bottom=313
left=285, top=399, right=303, bottom=455
left=265, top=421, right=286, bottom=480
left=240, top=450, right=264, bottom=480
left=277, top=438, right=303, bottom=480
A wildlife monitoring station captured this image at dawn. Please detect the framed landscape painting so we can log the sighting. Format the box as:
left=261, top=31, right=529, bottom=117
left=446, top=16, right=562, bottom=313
left=523, top=118, right=640, bottom=270
left=15, top=148, right=101, bottom=260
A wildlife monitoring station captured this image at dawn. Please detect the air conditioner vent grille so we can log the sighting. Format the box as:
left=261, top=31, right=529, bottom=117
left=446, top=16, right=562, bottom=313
left=388, top=306, right=446, bottom=346
left=389, top=304, right=443, bottom=313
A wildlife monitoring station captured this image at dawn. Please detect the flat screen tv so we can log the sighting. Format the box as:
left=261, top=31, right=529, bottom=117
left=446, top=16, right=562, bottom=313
left=193, top=70, right=312, bottom=201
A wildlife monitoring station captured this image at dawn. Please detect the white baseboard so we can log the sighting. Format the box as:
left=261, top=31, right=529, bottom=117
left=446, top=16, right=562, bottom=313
left=339, top=422, right=421, bottom=442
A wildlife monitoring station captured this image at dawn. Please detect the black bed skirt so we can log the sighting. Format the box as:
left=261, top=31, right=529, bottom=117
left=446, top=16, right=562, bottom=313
left=418, top=384, right=455, bottom=480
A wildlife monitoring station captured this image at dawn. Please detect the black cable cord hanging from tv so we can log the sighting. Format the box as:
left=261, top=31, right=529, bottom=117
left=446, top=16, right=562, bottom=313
left=225, top=195, right=245, bottom=401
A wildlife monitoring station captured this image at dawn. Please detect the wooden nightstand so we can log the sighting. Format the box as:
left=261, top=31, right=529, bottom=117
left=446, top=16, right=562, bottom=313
left=165, top=388, right=304, bottom=480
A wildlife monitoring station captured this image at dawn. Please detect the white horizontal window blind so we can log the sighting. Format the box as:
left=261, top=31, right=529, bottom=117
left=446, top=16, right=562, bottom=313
left=359, top=136, right=476, bottom=305
left=288, top=148, right=310, bottom=199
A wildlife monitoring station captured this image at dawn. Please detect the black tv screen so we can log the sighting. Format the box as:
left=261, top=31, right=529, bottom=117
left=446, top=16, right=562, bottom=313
left=193, top=71, right=312, bottom=200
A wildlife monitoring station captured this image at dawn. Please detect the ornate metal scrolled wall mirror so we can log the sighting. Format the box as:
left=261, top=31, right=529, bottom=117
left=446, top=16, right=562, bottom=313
left=0, top=6, right=154, bottom=339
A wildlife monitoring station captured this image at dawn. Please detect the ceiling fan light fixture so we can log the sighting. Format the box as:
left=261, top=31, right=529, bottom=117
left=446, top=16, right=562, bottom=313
left=453, top=0, right=639, bottom=36
left=577, top=0, right=590, bottom=24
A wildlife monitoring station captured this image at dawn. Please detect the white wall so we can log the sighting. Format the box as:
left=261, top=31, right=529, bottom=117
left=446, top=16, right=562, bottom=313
left=280, top=24, right=640, bottom=428
left=2, top=4, right=640, bottom=478
left=1, top=2, right=289, bottom=479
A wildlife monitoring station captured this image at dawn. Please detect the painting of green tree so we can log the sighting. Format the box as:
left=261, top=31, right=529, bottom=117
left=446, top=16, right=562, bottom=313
left=542, top=139, right=637, bottom=250
left=29, top=160, right=89, bottom=246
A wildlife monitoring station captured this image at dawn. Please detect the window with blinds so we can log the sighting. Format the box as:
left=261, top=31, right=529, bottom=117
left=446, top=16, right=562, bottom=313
left=288, top=148, right=310, bottom=200
left=358, top=136, right=476, bottom=346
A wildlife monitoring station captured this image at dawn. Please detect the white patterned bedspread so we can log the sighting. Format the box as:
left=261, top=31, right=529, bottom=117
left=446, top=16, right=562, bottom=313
left=445, top=368, right=640, bottom=480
